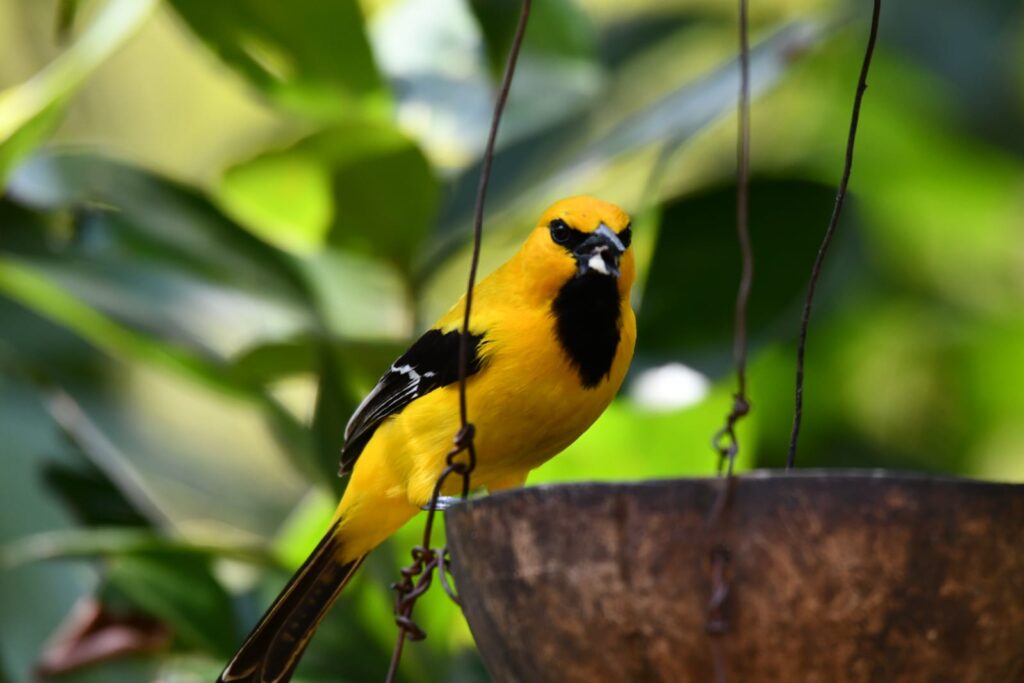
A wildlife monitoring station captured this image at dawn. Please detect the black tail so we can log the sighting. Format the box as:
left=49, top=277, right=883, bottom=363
left=218, top=523, right=365, bottom=683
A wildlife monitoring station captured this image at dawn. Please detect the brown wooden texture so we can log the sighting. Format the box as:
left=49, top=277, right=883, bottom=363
left=445, top=471, right=1024, bottom=682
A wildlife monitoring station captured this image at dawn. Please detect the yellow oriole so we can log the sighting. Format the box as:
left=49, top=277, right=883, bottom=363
left=218, top=196, right=636, bottom=682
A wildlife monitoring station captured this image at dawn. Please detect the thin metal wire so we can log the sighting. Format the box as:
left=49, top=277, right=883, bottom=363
left=456, top=0, right=531, bottom=434
left=708, top=0, right=753, bottom=498
left=705, top=1, right=752, bottom=680
left=384, top=3, right=532, bottom=681
left=711, top=0, right=754, bottom=477
left=787, top=0, right=882, bottom=469
left=732, top=0, right=753, bottom=409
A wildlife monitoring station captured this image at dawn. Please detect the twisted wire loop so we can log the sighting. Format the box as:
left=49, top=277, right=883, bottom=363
left=384, top=458, right=468, bottom=681
left=703, top=0, right=753, bottom=679
left=712, top=394, right=750, bottom=476
left=391, top=547, right=439, bottom=642
left=384, top=458, right=470, bottom=681
left=384, top=2, right=532, bottom=681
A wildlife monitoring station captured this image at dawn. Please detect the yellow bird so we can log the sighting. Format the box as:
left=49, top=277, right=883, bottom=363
left=218, top=196, right=637, bottom=682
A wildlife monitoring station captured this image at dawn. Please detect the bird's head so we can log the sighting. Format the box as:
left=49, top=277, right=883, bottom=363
left=520, top=196, right=635, bottom=300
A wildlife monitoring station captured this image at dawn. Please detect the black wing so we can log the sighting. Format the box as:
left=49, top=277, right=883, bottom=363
left=339, top=328, right=485, bottom=475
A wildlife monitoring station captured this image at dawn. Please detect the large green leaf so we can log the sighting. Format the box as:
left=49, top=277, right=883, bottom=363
left=0, top=256, right=240, bottom=393
left=2, top=153, right=326, bottom=363
left=0, top=0, right=157, bottom=184
left=0, top=158, right=380, bottom=516
left=230, top=339, right=320, bottom=385
left=6, top=152, right=309, bottom=303
left=638, top=178, right=865, bottom=368
left=0, top=295, right=316, bottom=540
left=220, top=122, right=440, bottom=272
left=324, top=140, right=439, bottom=272
left=166, top=0, right=385, bottom=117
left=4, top=154, right=416, bottom=373
left=0, top=283, right=317, bottom=539
left=217, top=150, right=333, bottom=254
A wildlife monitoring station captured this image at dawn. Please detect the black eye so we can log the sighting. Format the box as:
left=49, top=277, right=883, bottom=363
left=549, top=219, right=571, bottom=245
left=618, top=225, right=632, bottom=249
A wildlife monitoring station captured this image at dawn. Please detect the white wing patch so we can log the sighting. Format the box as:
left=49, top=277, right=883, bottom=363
left=344, top=364, right=436, bottom=441
left=339, top=328, right=482, bottom=475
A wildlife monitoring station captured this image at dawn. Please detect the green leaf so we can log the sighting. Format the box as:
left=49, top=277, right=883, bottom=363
left=638, top=178, right=864, bottom=365
left=220, top=123, right=440, bottom=271
left=324, top=140, right=440, bottom=272
left=42, top=460, right=152, bottom=529
left=166, top=0, right=386, bottom=117
left=0, top=256, right=239, bottom=393
left=363, top=0, right=600, bottom=172
left=0, top=251, right=325, bottom=527
left=219, top=150, right=333, bottom=253
left=7, top=151, right=310, bottom=303
left=0, top=0, right=157, bottom=184
left=105, top=553, right=236, bottom=656
left=0, top=527, right=270, bottom=569
left=300, top=248, right=412, bottom=341
left=0, top=199, right=323, bottom=537
left=0, top=101, right=64, bottom=187
left=470, top=0, right=597, bottom=74
left=231, top=339, right=320, bottom=384
left=3, top=153, right=324, bottom=361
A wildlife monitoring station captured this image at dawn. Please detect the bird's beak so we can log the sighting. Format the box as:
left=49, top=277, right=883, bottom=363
left=574, top=223, right=626, bottom=278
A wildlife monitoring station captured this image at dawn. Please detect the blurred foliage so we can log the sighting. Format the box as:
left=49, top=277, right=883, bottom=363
left=1, top=0, right=1022, bottom=681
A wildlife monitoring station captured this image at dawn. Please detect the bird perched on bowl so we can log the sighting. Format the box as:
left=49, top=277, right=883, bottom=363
left=219, top=196, right=637, bottom=683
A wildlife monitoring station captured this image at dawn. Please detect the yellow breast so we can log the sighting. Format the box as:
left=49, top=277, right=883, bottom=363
left=383, top=273, right=636, bottom=503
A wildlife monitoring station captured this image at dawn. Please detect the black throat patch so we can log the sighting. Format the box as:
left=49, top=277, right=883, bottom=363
left=551, top=273, right=622, bottom=388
